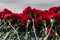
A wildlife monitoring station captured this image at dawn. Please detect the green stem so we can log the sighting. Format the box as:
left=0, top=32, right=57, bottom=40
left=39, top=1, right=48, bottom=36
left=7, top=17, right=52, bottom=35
left=44, top=23, right=47, bottom=36
left=8, top=34, right=11, bottom=40
left=2, top=31, right=10, bottom=40
left=44, top=23, right=53, bottom=40
left=32, top=19, right=38, bottom=40
left=0, top=21, right=7, bottom=29
left=20, top=32, right=25, bottom=38
left=8, top=22, right=20, bottom=40
left=25, top=21, right=29, bottom=40
left=53, top=26, right=59, bottom=40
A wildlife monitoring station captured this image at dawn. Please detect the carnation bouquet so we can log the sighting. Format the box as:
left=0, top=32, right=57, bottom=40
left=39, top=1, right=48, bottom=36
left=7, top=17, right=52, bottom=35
left=0, top=6, right=60, bottom=40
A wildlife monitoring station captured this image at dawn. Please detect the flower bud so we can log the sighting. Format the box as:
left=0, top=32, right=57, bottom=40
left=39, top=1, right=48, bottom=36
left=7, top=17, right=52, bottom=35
left=50, top=18, right=55, bottom=24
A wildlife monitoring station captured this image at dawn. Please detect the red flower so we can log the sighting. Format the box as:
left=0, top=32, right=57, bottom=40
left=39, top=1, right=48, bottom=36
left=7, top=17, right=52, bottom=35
left=21, top=14, right=31, bottom=26
left=49, top=7, right=60, bottom=25
left=35, top=14, right=43, bottom=26
left=3, top=14, right=12, bottom=20
left=43, top=10, right=49, bottom=13
left=0, top=8, right=13, bottom=20
left=49, top=6, right=60, bottom=13
left=23, top=6, right=32, bottom=14
left=49, top=7, right=57, bottom=12
left=32, top=9, right=44, bottom=26
left=47, top=28, right=54, bottom=37
left=0, top=11, right=3, bottom=19
left=43, top=12, right=57, bottom=20
left=3, top=13, right=21, bottom=21
left=32, top=8, right=43, bottom=15
left=29, top=8, right=43, bottom=19
left=3, top=8, right=12, bottom=14
left=3, top=13, right=21, bottom=26
left=32, top=8, right=44, bottom=26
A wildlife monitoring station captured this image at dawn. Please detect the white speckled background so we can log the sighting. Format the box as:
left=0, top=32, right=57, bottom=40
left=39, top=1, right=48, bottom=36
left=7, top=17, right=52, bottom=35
left=0, top=0, right=60, bottom=13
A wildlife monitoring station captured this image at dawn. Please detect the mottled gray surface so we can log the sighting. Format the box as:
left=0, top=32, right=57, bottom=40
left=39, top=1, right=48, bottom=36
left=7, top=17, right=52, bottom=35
left=0, top=0, right=60, bottom=13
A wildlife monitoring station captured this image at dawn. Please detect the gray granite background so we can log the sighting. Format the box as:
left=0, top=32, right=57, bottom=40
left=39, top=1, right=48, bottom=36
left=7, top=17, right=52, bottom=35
left=0, top=0, right=60, bottom=13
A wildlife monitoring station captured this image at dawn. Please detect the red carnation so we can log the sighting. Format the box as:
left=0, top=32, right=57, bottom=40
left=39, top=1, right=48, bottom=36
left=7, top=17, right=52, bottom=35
left=49, top=6, right=60, bottom=13
left=44, top=10, right=49, bottom=13
left=3, top=8, right=12, bottom=14
left=21, top=14, right=31, bottom=26
left=32, top=8, right=43, bottom=15
left=3, top=13, right=21, bottom=26
left=0, top=8, right=12, bottom=20
left=3, top=13, right=21, bottom=21
left=3, top=14, right=12, bottom=21
left=29, top=8, right=43, bottom=19
left=35, top=14, right=43, bottom=26
left=23, top=6, right=32, bottom=14
left=49, top=7, right=57, bottom=12
left=0, top=11, right=3, bottom=19
left=43, top=12, right=57, bottom=20
left=32, top=8, right=43, bottom=25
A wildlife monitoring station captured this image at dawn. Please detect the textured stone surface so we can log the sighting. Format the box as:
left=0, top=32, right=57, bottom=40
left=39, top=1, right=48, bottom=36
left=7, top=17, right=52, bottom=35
left=0, top=0, right=60, bottom=13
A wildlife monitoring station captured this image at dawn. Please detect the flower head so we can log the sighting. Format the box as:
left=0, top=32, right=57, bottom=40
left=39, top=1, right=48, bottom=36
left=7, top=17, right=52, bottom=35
left=23, top=6, right=32, bottom=14
left=3, top=8, right=12, bottom=14
left=21, top=14, right=31, bottom=26
left=49, top=6, right=60, bottom=13
left=3, top=13, right=21, bottom=21
left=30, top=8, right=43, bottom=19
left=43, top=12, right=57, bottom=20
